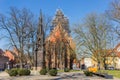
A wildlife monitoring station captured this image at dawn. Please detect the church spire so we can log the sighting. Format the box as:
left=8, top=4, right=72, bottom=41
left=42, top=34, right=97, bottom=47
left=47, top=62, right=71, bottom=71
left=35, top=10, right=45, bottom=70
left=38, top=10, right=44, bottom=35
left=56, top=9, right=64, bottom=17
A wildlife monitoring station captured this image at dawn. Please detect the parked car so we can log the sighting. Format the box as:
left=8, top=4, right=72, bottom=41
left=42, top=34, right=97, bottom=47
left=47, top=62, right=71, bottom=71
left=107, top=66, right=114, bottom=70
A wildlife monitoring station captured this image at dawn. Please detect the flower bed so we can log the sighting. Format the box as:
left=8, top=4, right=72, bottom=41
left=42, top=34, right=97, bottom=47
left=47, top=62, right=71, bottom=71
left=88, top=67, right=97, bottom=73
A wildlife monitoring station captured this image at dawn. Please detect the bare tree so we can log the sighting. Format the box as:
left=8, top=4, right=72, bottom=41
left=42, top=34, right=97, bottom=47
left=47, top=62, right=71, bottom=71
left=106, top=0, right=120, bottom=39
left=0, top=7, right=37, bottom=68
left=73, top=13, right=112, bottom=69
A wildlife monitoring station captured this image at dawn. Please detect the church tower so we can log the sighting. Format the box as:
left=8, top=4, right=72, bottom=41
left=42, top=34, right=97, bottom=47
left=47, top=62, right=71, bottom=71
left=52, top=9, right=70, bottom=33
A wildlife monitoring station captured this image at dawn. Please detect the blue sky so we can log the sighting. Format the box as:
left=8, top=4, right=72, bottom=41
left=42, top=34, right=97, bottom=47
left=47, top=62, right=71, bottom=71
left=0, top=0, right=112, bottom=49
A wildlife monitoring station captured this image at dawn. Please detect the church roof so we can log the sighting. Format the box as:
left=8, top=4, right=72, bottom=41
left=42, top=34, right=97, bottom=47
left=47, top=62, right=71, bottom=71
left=114, top=43, right=120, bottom=58
left=4, top=49, right=18, bottom=61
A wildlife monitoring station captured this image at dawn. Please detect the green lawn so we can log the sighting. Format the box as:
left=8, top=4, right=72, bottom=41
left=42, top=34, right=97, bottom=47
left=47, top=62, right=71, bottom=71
left=99, top=70, right=120, bottom=78
left=58, top=69, right=120, bottom=78
left=58, top=70, right=82, bottom=72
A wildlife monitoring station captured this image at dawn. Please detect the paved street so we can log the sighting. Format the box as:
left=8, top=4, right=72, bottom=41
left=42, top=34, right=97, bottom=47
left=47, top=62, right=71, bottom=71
left=0, top=71, right=120, bottom=80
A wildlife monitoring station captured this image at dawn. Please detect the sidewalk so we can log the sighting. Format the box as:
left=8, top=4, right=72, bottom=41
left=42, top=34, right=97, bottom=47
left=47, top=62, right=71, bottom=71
left=0, top=71, right=120, bottom=80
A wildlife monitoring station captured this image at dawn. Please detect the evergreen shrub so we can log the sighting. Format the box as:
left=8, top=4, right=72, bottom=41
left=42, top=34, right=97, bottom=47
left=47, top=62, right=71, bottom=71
left=40, top=68, right=47, bottom=75
left=49, top=69, right=57, bottom=76
left=8, top=68, right=18, bottom=76
left=84, top=70, right=93, bottom=76
left=18, top=69, right=31, bottom=76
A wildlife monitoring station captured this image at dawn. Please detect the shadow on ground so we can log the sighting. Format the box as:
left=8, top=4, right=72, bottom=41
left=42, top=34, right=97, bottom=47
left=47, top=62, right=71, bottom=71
left=51, top=73, right=84, bottom=80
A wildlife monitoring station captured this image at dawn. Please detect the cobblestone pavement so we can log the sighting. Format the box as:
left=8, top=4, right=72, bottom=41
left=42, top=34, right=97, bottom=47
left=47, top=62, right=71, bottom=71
left=0, top=71, right=120, bottom=80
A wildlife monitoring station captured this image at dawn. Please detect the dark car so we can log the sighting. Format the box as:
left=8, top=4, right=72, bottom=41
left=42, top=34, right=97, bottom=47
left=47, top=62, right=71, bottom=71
left=107, top=66, right=114, bottom=70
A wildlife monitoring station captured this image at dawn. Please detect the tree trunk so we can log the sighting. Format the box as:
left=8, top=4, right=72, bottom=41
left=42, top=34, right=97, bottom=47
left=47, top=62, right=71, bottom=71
left=64, top=44, right=68, bottom=68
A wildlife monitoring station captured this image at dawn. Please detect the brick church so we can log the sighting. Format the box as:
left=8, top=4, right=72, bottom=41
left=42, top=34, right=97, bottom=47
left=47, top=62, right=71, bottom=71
left=35, top=10, right=76, bottom=70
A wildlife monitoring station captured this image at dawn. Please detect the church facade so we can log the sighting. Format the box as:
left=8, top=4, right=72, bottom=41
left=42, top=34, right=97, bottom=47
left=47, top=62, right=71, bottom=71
left=45, top=10, right=76, bottom=70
